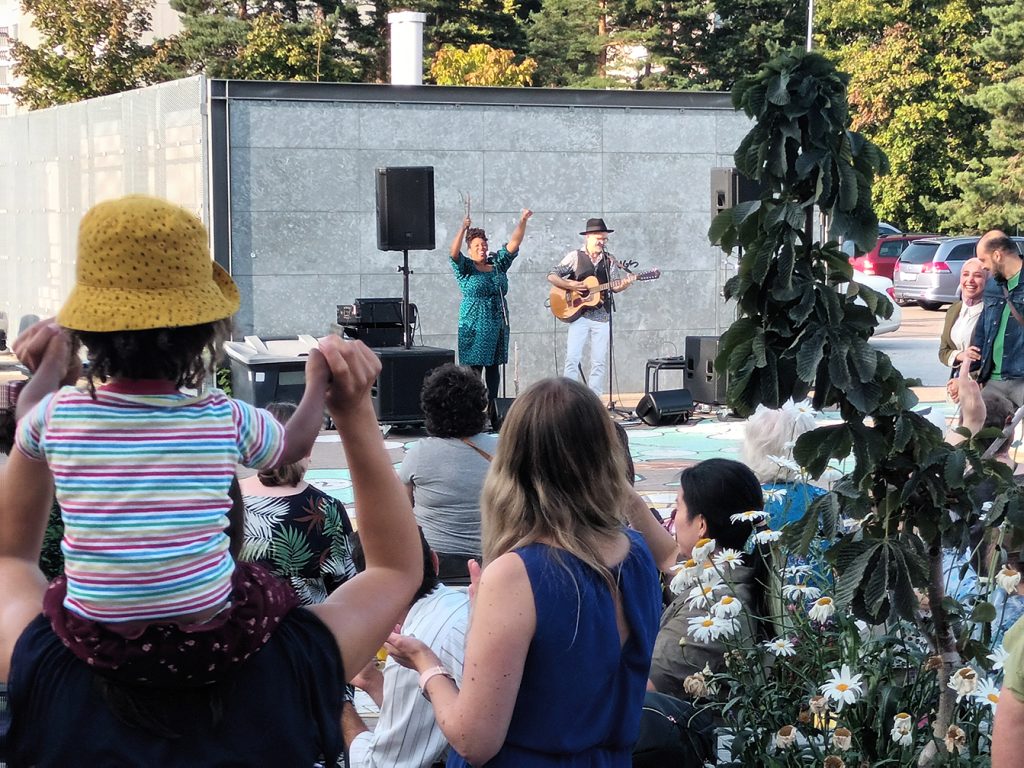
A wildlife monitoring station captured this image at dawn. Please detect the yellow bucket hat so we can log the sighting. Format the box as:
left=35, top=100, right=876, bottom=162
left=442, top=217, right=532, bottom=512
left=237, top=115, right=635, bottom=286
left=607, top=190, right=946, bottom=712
left=57, top=195, right=240, bottom=332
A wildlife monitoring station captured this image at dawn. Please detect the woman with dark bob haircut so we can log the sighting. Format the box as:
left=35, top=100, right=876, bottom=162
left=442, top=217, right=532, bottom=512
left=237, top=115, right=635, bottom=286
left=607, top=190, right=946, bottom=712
left=397, top=364, right=497, bottom=583
left=648, top=458, right=771, bottom=699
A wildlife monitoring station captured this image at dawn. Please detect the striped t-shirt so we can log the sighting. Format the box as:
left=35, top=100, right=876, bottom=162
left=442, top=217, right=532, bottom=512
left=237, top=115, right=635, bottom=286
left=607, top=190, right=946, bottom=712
left=16, top=382, right=286, bottom=623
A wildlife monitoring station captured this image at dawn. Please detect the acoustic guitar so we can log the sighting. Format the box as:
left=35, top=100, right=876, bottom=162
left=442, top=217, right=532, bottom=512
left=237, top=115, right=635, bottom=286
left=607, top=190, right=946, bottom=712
left=548, top=269, right=661, bottom=322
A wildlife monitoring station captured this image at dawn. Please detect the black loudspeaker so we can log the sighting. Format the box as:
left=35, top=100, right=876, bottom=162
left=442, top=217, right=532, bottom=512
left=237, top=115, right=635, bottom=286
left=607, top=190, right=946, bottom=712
left=491, top=398, right=515, bottom=431
left=635, top=389, right=694, bottom=427
left=375, top=167, right=436, bottom=251
left=710, top=167, right=764, bottom=220
left=371, top=346, right=454, bottom=425
left=685, top=336, right=728, bottom=405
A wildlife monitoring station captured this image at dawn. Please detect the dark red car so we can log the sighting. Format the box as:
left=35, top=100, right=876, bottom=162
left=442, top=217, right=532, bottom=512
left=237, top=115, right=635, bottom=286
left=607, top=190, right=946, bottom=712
left=848, top=234, right=936, bottom=280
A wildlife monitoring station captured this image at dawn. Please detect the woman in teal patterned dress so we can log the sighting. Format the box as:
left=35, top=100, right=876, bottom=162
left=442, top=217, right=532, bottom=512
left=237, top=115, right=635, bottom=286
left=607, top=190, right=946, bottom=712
left=448, top=209, right=532, bottom=416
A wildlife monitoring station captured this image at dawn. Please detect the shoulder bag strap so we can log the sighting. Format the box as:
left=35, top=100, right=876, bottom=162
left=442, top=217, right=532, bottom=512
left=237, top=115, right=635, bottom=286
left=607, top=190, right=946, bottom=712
left=461, top=437, right=493, bottom=462
left=1003, top=283, right=1024, bottom=327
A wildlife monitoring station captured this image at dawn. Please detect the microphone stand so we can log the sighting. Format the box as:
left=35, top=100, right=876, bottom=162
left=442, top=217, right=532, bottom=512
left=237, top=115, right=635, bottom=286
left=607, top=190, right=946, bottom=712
left=602, top=249, right=631, bottom=417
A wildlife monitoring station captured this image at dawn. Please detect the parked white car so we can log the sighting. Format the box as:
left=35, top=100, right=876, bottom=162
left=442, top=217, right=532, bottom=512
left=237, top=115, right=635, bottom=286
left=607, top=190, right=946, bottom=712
left=850, top=270, right=902, bottom=336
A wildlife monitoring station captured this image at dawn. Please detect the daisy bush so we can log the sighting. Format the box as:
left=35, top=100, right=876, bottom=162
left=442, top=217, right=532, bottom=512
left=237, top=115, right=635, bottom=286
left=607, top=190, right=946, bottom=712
left=680, top=491, right=1016, bottom=767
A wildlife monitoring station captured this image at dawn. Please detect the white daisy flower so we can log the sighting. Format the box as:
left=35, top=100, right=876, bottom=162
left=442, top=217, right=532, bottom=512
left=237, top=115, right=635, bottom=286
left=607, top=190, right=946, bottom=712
left=996, top=566, right=1021, bottom=595
left=819, top=664, right=864, bottom=711
left=774, top=724, right=797, bottom=749
left=731, top=508, right=771, bottom=523
left=668, top=569, right=692, bottom=596
left=691, top=537, right=716, bottom=564
left=989, top=645, right=1009, bottom=672
left=697, top=561, right=723, bottom=586
left=766, top=454, right=802, bottom=474
left=763, top=488, right=789, bottom=503
left=890, top=712, right=913, bottom=745
left=783, top=564, right=812, bottom=579
left=782, top=582, right=822, bottom=601
left=763, top=637, right=797, bottom=657
left=808, top=596, right=836, bottom=623
left=754, top=529, right=783, bottom=544
left=713, top=548, right=745, bottom=569
left=685, top=582, right=721, bottom=609
left=687, top=613, right=728, bottom=643
left=973, top=676, right=1000, bottom=711
left=947, top=667, right=978, bottom=703
left=712, top=594, right=743, bottom=618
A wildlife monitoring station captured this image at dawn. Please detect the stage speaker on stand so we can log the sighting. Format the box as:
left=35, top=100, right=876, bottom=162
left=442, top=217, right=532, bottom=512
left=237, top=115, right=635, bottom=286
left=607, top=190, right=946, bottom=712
left=685, top=336, right=728, bottom=406
left=635, top=389, right=694, bottom=427
left=376, top=167, right=436, bottom=252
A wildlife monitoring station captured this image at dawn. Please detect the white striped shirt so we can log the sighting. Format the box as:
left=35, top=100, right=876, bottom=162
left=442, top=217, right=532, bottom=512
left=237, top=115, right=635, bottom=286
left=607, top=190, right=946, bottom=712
left=349, top=585, right=469, bottom=768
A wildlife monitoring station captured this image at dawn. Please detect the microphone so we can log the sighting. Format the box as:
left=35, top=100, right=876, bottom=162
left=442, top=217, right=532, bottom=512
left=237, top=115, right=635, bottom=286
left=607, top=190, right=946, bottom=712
left=484, top=253, right=496, bottom=265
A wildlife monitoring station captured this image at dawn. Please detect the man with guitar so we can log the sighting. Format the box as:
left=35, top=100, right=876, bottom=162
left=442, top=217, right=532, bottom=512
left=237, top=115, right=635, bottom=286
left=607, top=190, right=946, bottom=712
left=548, top=218, right=634, bottom=398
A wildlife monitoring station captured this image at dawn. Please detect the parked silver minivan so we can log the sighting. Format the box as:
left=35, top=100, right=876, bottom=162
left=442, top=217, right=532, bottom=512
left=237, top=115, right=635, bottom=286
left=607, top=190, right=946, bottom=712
left=893, top=235, right=1024, bottom=310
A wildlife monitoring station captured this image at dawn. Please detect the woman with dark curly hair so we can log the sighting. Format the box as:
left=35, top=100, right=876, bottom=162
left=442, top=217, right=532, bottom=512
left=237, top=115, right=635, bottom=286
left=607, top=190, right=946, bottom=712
left=448, top=209, right=532, bottom=418
left=397, top=364, right=496, bottom=583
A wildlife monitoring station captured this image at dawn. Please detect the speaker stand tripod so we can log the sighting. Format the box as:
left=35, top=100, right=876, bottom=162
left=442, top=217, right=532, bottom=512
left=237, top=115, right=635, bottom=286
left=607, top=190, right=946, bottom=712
left=398, top=249, right=413, bottom=349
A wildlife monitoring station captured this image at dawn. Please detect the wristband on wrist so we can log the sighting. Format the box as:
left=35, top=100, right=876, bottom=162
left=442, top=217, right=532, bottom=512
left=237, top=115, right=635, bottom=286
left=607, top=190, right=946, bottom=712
left=418, top=665, right=455, bottom=701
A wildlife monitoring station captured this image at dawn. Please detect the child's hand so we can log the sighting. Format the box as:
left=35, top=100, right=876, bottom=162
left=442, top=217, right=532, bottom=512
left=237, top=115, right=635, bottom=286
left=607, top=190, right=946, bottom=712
left=318, top=336, right=381, bottom=418
left=304, top=345, right=330, bottom=394
left=13, top=320, right=79, bottom=383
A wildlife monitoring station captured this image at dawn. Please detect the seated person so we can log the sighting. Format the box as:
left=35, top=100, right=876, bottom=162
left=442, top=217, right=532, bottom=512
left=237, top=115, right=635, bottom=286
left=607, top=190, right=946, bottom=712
left=398, top=364, right=497, bottom=584
left=1, top=333, right=424, bottom=765
left=343, top=529, right=470, bottom=768
left=648, top=458, right=768, bottom=698
left=239, top=401, right=356, bottom=606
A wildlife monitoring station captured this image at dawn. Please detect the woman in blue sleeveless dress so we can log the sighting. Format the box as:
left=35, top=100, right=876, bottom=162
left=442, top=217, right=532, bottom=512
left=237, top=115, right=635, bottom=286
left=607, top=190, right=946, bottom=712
left=448, top=210, right=532, bottom=417
left=387, top=377, right=663, bottom=766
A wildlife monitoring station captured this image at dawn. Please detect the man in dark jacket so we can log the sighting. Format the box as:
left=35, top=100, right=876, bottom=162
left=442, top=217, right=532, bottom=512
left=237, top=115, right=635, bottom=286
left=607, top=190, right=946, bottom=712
left=971, top=230, right=1024, bottom=409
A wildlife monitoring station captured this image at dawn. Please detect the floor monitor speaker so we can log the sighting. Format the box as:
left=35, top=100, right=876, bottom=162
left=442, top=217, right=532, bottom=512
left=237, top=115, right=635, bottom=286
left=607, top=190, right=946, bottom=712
left=371, top=346, right=454, bottom=425
left=375, top=166, right=436, bottom=251
left=635, top=389, right=694, bottom=427
left=491, top=398, right=516, bottom=431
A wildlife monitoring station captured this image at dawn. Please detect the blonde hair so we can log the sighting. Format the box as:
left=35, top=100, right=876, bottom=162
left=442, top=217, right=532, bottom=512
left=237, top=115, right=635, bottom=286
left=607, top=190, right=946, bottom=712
left=480, top=378, right=631, bottom=587
left=741, top=401, right=817, bottom=483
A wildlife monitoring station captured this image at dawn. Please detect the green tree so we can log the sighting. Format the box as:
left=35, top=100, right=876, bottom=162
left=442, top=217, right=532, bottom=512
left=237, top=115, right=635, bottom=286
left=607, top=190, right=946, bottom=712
left=816, top=0, right=990, bottom=231
left=147, top=0, right=370, bottom=82
left=12, top=0, right=152, bottom=110
left=711, top=47, right=1023, bottom=762
left=526, top=0, right=605, bottom=86
left=703, top=0, right=806, bottom=89
left=937, top=0, right=1024, bottom=232
left=430, top=43, right=536, bottom=85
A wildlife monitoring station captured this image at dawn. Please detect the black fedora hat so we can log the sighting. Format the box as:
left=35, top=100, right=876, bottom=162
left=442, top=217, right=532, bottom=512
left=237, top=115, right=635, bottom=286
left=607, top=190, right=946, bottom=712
left=579, top=218, right=614, bottom=235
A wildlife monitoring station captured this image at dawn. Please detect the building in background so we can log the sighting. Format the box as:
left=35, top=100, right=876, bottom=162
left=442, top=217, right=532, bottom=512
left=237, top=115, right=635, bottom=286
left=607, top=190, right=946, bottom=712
left=0, top=0, right=180, bottom=117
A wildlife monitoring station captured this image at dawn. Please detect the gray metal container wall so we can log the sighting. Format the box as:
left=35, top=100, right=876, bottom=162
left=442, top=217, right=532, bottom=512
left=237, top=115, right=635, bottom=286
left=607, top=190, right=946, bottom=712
left=0, top=76, right=208, bottom=336
left=2, top=77, right=751, bottom=395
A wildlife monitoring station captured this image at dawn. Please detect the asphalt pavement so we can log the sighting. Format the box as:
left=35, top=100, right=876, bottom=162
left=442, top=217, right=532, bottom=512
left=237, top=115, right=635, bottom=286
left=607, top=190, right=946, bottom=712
left=870, top=304, right=949, bottom=387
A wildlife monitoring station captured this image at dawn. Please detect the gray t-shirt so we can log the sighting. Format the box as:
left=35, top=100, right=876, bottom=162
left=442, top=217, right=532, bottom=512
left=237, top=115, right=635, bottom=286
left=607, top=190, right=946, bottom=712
left=397, top=433, right=499, bottom=556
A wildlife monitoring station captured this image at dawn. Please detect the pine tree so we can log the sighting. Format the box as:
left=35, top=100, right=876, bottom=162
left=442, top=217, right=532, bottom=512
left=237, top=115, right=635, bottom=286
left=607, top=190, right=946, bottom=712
left=817, top=0, right=990, bottom=231
left=704, top=0, right=805, bottom=89
left=12, top=0, right=152, bottom=109
left=937, top=0, right=1024, bottom=232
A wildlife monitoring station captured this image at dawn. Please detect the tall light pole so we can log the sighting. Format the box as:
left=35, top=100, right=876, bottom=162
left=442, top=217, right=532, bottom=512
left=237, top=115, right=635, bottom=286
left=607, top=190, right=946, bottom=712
left=806, top=0, right=814, bottom=51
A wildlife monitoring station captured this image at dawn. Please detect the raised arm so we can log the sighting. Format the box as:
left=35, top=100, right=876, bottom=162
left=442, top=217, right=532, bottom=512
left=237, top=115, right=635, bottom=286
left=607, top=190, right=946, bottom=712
left=276, top=351, right=329, bottom=465
left=450, top=217, right=471, bottom=262
left=307, top=337, right=422, bottom=683
left=625, top=491, right=679, bottom=573
left=0, top=321, right=76, bottom=681
left=506, top=209, right=533, bottom=254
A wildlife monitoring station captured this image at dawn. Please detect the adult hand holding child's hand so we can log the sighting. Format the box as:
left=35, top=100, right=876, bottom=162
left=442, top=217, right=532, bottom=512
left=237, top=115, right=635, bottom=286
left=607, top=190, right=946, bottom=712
left=318, top=336, right=382, bottom=421
left=12, top=319, right=81, bottom=420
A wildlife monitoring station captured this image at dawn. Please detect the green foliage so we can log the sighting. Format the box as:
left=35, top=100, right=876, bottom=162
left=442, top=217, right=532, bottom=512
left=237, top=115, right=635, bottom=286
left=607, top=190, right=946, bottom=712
left=430, top=43, right=536, bottom=85
left=936, top=0, right=1024, bottom=232
left=12, top=0, right=153, bottom=110
left=816, top=0, right=991, bottom=231
left=711, top=46, right=1023, bottom=642
left=146, top=0, right=368, bottom=82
